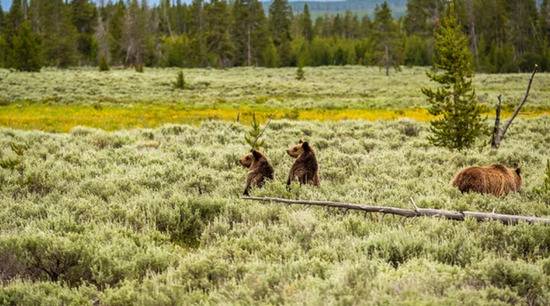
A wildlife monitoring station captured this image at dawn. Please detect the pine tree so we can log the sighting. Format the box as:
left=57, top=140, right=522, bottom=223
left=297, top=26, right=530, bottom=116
left=98, top=54, right=109, bottom=71
left=0, top=3, right=6, bottom=66
left=421, top=3, right=485, bottom=151
left=301, top=4, right=313, bottom=42
left=189, top=0, right=208, bottom=66
left=29, top=0, right=78, bottom=67
left=542, top=0, right=550, bottom=40
left=4, top=0, right=25, bottom=68
left=71, top=0, right=97, bottom=64
left=122, top=0, right=147, bottom=68
left=108, top=0, right=126, bottom=65
left=296, top=64, right=305, bottom=80
left=96, top=6, right=110, bottom=68
left=232, top=0, right=268, bottom=66
left=0, top=3, right=4, bottom=30
left=174, top=71, right=185, bottom=89
left=244, top=113, right=267, bottom=150
left=269, top=0, right=293, bottom=66
left=12, top=20, right=41, bottom=71
left=404, top=0, right=445, bottom=36
left=205, top=0, right=234, bottom=68
left=373, top=1, right=402, bottom=75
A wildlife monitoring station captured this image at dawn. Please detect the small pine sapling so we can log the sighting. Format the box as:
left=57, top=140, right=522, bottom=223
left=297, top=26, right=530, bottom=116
left=99, top=55, right=110, bottom=72
left=175, top=71, right=186, bottom=89
left=296, top=65, right=305, bottom=80
left=244, top=113, right=271, bottom=150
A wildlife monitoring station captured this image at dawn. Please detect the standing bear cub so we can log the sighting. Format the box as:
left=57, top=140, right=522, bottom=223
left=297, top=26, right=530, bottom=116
left=240, top=150, right=274, bottom=196
left=286, top=140, right=320, bottom=186
left=452, top=164, right=522, bottom=197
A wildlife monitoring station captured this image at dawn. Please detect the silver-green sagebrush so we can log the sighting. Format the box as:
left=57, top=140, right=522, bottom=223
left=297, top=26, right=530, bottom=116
left=0, top=118, right=549, bottom=304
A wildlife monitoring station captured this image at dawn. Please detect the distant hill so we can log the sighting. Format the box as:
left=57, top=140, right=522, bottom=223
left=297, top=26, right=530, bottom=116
left=262, top=0, right=408, bottom=17
left=1, top=0, right=407, bottom=16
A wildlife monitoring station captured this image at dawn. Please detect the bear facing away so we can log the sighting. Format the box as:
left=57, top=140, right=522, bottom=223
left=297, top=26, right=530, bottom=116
left=240, top=150, right=274, bottom=196
left=286, top=140, right=320, bottom=186
left=452, top=164, right=522, bottom=197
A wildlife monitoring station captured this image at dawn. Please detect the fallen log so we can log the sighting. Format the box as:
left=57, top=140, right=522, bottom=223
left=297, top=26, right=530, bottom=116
left=241, top=196, right=550, bottom=225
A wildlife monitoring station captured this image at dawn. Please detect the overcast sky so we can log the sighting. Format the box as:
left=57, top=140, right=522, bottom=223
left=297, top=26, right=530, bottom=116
left=1, top=0, right=346, bottom=10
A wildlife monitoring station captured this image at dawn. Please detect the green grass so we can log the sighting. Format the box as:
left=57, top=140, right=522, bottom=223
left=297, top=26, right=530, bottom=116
left=0, top=118, right=549, bottom=304
left=1, top=66, right=549, bottom=110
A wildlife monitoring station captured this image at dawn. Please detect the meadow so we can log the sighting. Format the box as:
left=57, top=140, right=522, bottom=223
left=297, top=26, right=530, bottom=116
left=1, top=67, right=550, bottom=131
left=0, top=67, right=549, bottom=305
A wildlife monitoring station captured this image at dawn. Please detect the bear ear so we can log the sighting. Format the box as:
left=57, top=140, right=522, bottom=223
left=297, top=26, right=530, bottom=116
left=251, top=150, right=262, bottom=160
left=301, top=141, right=310, bottom=151
left=298, top=139, right=303, bottom=144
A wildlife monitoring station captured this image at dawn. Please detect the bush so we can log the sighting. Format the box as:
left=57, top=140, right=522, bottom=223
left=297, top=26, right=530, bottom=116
left=296, top=65, right=305, bottom=80
left=99, top=56, right=110, bottom=72
left=174, top=71, right=185, bottom=90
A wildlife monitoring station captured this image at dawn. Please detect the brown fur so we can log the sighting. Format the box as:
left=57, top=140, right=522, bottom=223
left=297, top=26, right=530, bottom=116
left=452, top=164, right=522, bottom=197
left=240, top=150, right=274, bottom=196
left=287, top=140, right=320, bottom=186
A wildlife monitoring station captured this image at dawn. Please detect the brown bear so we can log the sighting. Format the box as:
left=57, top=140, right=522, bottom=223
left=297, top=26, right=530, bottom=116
left=239, top=149, right=274, bottom=196
left=452, top=164, right=522, bottom=197
left=286, top=140, right=320, bottom=186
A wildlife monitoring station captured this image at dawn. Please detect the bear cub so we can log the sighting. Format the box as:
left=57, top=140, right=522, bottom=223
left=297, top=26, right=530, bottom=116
left=240, top=150, right=274, bottom=196
left=286, top=140, right=320, bottom=186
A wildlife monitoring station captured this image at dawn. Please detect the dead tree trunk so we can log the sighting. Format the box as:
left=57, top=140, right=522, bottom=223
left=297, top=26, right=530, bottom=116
left=241, top=196, right=550, bottom=225
left=491, top=65, right=538, bottom=149
left=247, top=26, right=252, bottom=66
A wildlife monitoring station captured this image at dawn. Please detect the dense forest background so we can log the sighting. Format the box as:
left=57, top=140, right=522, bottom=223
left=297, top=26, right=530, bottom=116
left=0, top=0, right=549, bottom=72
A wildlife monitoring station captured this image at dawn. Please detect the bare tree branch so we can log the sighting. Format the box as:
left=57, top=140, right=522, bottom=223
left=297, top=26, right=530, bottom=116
left=491, top=65, right=538, bottom=148
left=500, top=65, right=538, bottom=137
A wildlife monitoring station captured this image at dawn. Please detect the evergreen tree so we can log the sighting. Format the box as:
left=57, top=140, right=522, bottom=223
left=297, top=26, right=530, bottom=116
left=506, top=0, right=541, bottom=71
left=296, top=63, right=305, bottom=80
left=30, top=0, right=78, bottom=67
left=542, top=0, right=550, bottom=40
left=189, top=0, right=208, bottom=66
left=122, top=0, right=147, bottom=68
left=404, top=0, right=445, bottom=36
left=3, top=0, right=25, bottom=68
left=96, top=6, right=110, bottom=67
left=300, top=4, right=313, bottom=42
left=12, top=20, right=41, bottom=71
left=244, top=113, right=267, bottom=150
left=343, top=11, right=359, bottom=38
left=0, top=4, right=5, bottom=66
left=422, top=3, right=485, bottom=151
left=71, top=0, right=97, bottom=64
left=98, top=54, right=109, bottom=71
left=205, top=0, right=234, bottom=68
left=0, top=3, right=4, bottom=30
left=174, top=71, right=186, bottom=89
left=232, top=0, right=268, bottom=66
left=107, top=0, right=126, bottom=65
left=269, top=0, right=293, bottom=66
left=158, top=0, right=173, bottom=36
left=372, top=1, right=402, bottom=75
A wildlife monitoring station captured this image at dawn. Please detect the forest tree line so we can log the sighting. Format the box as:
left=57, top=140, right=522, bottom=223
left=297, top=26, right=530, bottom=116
left=0, top=0, right=549, bottom=72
